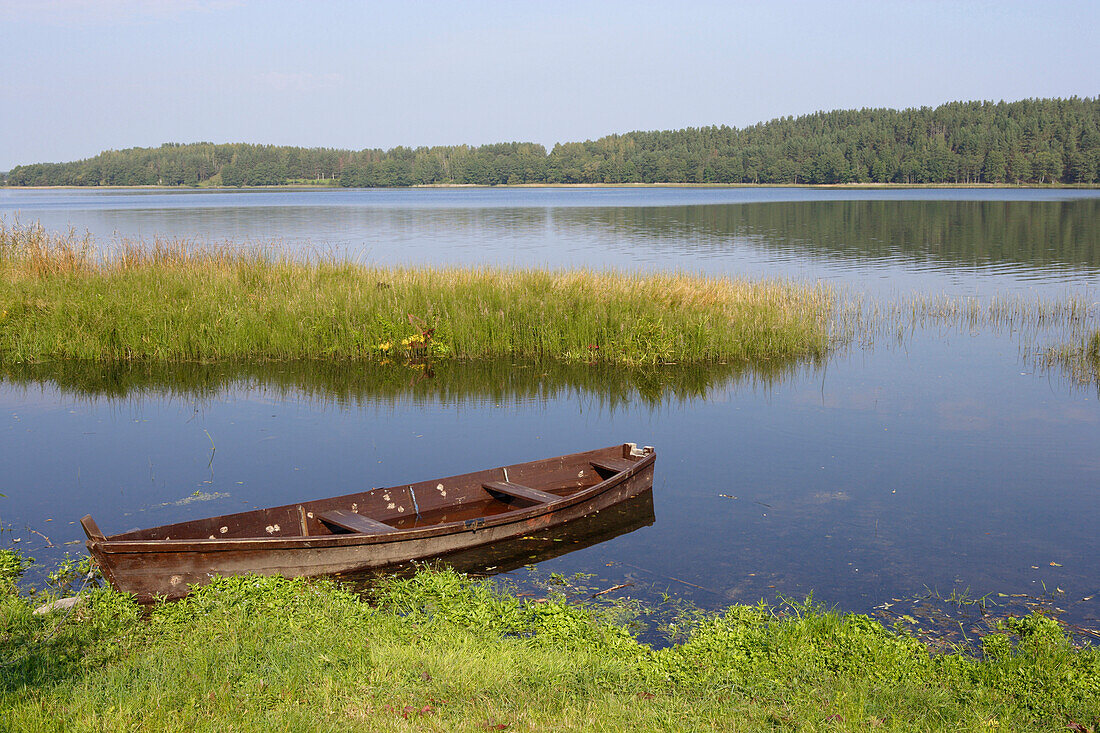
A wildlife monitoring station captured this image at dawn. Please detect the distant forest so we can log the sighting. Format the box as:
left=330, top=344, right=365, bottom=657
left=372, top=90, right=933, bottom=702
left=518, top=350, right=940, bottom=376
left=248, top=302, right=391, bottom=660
left=6, top=98, right=1099, bottom=187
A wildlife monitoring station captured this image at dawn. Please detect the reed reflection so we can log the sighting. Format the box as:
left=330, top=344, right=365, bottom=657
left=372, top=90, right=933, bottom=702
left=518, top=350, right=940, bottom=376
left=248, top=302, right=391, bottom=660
left=0, top=356, right=820, bottom=409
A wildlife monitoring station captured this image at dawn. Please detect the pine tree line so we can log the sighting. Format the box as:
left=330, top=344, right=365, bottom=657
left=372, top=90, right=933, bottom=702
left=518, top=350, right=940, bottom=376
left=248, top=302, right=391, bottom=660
left=6, top=97, right=1099, bottom=187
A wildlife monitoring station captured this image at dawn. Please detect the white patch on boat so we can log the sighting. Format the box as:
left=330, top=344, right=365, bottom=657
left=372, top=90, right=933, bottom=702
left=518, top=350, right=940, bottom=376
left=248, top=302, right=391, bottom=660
left=437, top=483, right=447, bottom=497
left=397, top=506, right=405, bottom=513
left=265, top=524, right=280, bottom=534
left=351, top=503, right=358, bottom=512
left=170, top=575, right=183, bottom=586
left=208, top=535, right=215, bottom=539
left=382, top=493, right=391, bottom=502
left=578, top=470, right=585, bottom=478
left=219, top=526, right=228, bottom=534
left=307, top=512, right=314, bottom=519
left=387, top=502, right=395, bottom=509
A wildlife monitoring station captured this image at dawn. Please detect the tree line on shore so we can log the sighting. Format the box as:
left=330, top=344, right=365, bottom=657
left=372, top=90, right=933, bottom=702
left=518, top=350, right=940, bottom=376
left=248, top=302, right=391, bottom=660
left=5, top=97, right=1098, bottom=187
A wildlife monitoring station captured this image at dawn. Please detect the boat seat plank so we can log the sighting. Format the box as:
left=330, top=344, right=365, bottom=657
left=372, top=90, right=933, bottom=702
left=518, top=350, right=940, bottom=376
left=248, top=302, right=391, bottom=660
left=590, top=457, right=635, bottom=474
left=482, top=481, right=560, bottom=505
left=317, top=510, right=394, bottom=534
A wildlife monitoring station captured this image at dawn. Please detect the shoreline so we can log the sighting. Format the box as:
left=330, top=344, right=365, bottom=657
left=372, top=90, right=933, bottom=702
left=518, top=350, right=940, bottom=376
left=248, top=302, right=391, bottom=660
left=4, top=182, right=1100, bottom=191
left=3, top=565, right=1098, bottom=730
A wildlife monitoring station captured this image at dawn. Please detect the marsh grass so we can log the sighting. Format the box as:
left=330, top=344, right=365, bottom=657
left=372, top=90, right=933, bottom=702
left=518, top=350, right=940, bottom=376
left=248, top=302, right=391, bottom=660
left=832, top=293, right=1097, bottom=346
left=8, top=221, right=1095, bottom=375
left=1036, top=330, right=1100, bottom=389
left=892, top=296, right=1100, bottom=391
left=1, top=565, right=1098, bottom=731
left=827, top=291, right=1100, bottom=389
left=0, top=222, right=834, bottom=366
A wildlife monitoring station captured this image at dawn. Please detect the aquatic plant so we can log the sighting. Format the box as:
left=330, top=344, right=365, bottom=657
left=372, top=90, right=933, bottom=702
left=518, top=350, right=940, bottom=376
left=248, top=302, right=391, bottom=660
left=1038, top=329, right=1100, bottom=389
left=0, top=222, right=834, bottom=366
left=0, top=550, right=31, bottom=593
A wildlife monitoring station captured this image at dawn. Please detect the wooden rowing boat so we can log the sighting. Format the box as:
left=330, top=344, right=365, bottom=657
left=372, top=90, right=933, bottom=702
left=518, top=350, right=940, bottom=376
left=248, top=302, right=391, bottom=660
left=81, top=443, right=656, bottom=601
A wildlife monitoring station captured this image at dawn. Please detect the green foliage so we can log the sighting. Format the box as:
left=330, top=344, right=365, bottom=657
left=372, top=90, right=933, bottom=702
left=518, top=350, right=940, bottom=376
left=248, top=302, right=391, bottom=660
left=5, top=97, right=1099, bottom=187
left=45, top=554, right=96, bottom=595
left=0, top=549, right=31, bottom=593
left=0, top=565, right=1098, bottom=730
left=149, top=573, right=370, bottom=630
left=370, top=571, right=642, bottom=658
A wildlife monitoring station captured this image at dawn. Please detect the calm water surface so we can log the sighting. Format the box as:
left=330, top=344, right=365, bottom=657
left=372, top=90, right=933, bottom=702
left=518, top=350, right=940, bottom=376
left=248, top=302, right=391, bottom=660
left=1, top=188, right=1097, bottom=630
left=3, top=187, right=1098, bottom=297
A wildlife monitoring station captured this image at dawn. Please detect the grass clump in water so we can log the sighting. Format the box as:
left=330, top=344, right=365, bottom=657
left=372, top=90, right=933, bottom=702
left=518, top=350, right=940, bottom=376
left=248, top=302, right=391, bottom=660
left=2, top=563, right=1099, bottom=731
left=1040, top=330, right=1100, bottom=389
left=0, top=222, right=834, bottom=366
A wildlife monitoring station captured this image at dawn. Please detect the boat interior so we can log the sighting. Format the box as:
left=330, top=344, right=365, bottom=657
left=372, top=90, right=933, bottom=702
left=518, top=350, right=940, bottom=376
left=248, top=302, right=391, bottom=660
left=100, top=444, right=653, bottom=542
left=337, top=488, right=656, bottom=584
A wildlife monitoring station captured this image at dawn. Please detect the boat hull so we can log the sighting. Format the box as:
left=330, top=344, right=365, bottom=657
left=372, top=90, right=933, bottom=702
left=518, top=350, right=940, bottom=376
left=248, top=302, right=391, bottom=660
left=85, top=445, right=655, bottom=601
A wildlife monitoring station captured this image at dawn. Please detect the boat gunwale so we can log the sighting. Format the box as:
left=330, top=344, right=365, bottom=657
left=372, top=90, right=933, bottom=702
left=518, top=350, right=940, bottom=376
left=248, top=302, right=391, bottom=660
left=87, top=447, right=655, bottom=555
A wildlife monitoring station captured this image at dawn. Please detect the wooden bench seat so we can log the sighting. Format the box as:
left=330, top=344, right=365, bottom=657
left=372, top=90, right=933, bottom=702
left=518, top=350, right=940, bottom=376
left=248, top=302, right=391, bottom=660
left=318, top=510, right=394, bottom=534
left=589, top=457, right=636, bottom=474
left=482, top=481, right=560, bottom=505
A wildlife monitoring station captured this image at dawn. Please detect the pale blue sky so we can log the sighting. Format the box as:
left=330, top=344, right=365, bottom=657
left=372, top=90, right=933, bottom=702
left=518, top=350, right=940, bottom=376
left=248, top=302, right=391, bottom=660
left=1, top=0, right=1097, bottom=170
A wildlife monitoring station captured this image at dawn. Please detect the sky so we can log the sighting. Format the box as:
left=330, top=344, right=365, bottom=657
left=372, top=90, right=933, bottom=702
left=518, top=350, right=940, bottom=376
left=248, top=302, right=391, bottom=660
left=1, top=0, right=1098, bottom=171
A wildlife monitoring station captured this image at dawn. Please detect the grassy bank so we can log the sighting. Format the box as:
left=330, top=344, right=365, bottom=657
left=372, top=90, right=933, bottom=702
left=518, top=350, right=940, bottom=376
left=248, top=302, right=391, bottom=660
left=0, top=223, right=833, bottom=366
left=2, top=561, right=1098, bottom=731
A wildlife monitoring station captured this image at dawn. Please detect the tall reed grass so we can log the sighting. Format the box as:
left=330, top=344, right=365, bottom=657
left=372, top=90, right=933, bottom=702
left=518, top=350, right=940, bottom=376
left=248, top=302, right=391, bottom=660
left=828, top=291, right=1099, bottom=352
left=0, top=222, right=834, bottom=365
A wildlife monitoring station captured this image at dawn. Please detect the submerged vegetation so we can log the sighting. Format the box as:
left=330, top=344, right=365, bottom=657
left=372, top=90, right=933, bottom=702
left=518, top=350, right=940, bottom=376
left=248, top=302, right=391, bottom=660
left=5, top=97, right=1099, bottom=187
left=1039, top=330, right=1100, bottom=389
left=821, top=292, right=1100, bottom=358
left=1, top=561, right=1098, bottom=731
left=0, top=223, right=834, bottom=366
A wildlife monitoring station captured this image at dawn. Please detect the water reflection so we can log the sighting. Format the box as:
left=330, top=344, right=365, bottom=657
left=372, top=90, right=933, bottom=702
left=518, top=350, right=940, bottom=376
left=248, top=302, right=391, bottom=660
left=560, top=199, right=1100, bottom=272
left=339, top=489, right=655, bottom=584
left=2, top=187, right=1098, bottom=632
left=2, top=331, right=1097, bottom=631
left=0, top=357, right=818, bottom=408
left=3, top=189, right=1097, bottom=296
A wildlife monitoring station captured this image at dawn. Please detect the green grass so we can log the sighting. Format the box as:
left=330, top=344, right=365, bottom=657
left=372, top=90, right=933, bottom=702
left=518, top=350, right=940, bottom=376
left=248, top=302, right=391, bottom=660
left=2, top=557, right=1098, bottom=731
left=0, top=223, right=834, bottom=366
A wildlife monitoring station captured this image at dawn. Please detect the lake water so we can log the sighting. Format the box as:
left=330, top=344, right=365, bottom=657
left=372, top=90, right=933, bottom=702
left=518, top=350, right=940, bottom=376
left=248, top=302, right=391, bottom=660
left=4, top=186, right=1098, bottom=298
left=1, top=187, right=1098, bottom=636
